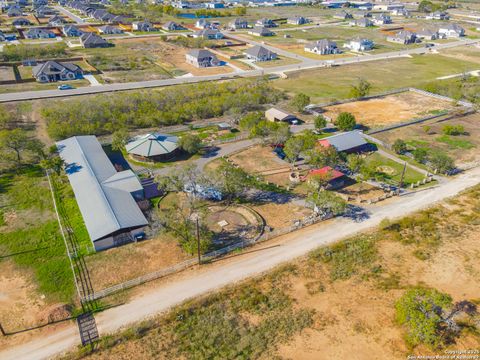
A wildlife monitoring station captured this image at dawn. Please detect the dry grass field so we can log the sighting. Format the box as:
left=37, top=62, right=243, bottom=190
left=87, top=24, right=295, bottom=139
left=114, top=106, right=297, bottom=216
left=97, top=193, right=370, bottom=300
left=321, top=91, right=456, bottom=128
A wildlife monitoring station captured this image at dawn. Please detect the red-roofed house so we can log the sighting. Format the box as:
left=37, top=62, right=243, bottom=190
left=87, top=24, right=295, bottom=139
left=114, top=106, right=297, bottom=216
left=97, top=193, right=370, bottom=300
left=301, top=166, right=346, bottom=189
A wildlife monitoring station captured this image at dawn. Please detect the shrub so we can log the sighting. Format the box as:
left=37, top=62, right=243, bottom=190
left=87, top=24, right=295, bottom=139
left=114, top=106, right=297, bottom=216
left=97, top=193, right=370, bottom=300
left=442, top=124, right=465, bottom=136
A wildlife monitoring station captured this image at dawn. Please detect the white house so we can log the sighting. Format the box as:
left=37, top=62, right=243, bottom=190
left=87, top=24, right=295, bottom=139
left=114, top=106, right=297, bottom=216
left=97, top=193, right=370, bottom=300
left=304, top=39, right=339, bottom=55
left=343, top=38, right=374, bottom=51
left=438, top=23, right=465, bottom=38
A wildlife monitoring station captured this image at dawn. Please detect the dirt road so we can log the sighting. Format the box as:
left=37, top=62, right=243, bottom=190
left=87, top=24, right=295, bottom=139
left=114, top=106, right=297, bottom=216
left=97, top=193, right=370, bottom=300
left=2, top=166, right=480, bottom=360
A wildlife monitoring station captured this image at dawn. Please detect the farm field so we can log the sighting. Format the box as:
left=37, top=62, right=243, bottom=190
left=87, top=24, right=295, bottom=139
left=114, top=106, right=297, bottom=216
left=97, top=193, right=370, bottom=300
left=275, top=53, right=480, bottom=102
left=320, top=90, right=456, bottom=129
left=374, top=113, right=480, bottom=165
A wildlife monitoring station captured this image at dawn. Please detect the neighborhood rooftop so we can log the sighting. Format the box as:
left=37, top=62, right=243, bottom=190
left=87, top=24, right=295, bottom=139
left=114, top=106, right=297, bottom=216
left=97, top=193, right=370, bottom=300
left=56, top=136, right=148, bottom=244
left=318, top=130, right=367, bottom=152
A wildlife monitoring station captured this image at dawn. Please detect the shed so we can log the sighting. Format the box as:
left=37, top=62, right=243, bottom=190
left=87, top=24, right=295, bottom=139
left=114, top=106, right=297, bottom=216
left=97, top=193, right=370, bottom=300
left=318, top=131, right=368, bottom=153
left=265, top=108, right=297, bottom=123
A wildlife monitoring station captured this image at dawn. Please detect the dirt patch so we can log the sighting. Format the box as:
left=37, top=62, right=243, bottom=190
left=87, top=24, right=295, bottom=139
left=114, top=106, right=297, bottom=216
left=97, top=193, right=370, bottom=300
left=252, top=202, right=311, bottom=229
left=337, top=182, right=386, bottom=202
left=230, top=145, right=288, bottom=174
left=85, top=234, right=193, bottom=291
left=322, top=91, right=456, bottom=128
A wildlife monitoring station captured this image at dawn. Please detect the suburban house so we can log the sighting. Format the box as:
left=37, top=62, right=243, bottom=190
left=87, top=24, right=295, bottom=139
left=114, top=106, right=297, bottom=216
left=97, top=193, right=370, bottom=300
left=304, top=39, right=339, bottom=55
left=192, top=28, right=223, bottom=39
left=333, top=10, right=353, bottom=20
left=255, top=18, right=277, bottom=28
left=426, top=11, right=449, bottom=20
left=417, top=28, right=442, bottom=40
left=80, top=32, right=111, bottom=48
left=7, top=6, right=22, bottom=16
left=387, top=30, right=417, bottom=44
left=248, top=26, right=274, bottom=37
left=391, top=8, right=410, bottom=16
left=438, top=23, right=465, bottom=38
left=373, top=3, right=404, bottom=11
left=317, top=130, right=369, bottom=153
left=12, top=17, right=31, bottom=26
left=98, top=25, right=124, bottom=34
left=265, top=108, right=298, bottom=123
left=125, top=133, right=180, bottom=162
left=185, top=49, right=220, bottom=67
left=372, top=13, right=392, bottom=25
left=161, top=21, right=185, bottom=31
left=132, top=21, right=155, bottom=31
left=48, top=15, right=66, bottom=26
left=244, top=45, right=277, bottom=61
left=287, top=16, right=309, bottom=25
left=63, top=25, right=83, bottom=37
left=56, top=136, right=148, bottom=251
left=350, top=18, right=373, bottom=27
left=302, top=166, right=347, bottom=190
left=32, top=61, right=83, bottom=82
left=36, top=5, right=56, bottom=17
left=195, top=18, right=211, bottom=29
left=343, top=37, right=374, bottom=51
left=25, top=28, right=56, bottom=39
left=229, top=18, right=248, bottom=29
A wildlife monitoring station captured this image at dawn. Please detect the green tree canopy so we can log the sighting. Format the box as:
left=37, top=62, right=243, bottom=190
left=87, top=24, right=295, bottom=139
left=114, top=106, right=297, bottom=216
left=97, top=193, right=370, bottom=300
left=290, top=93, right=310, bottom=113
left=179, top=134, right=202, bottom=154
left=349, top=78, right=372, bottom=99
left=314, top=115, right=327, bottom=131
left=335, top=112, right=356, bottom=131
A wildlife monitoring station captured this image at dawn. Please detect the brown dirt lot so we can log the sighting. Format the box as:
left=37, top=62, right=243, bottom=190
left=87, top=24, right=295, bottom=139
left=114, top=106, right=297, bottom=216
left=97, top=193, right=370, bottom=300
left=230, top=145, right=288, bottom=174
left=252, top=202, right=311, bottom=229
left=374, top=113, right=480, bottom=165
left=322, top=91, right=457, bottom=128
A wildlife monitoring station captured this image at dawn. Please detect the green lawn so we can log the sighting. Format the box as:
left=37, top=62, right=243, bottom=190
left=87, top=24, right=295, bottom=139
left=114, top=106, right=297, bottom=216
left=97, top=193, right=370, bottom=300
left=275, top=54, right=480, bottom=102
left=364, top=152, right=426, bottom=186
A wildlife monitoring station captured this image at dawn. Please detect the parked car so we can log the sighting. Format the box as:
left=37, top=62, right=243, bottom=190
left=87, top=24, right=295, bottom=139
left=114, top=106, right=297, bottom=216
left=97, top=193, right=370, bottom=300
left=58, top=84, right=74, bottom=90
left=273, top=147, right=286, bottom=160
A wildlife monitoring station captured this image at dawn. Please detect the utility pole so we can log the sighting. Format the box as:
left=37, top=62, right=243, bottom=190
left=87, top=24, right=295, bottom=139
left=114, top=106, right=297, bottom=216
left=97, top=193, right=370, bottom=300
left=399, top=162, right=407, bottom=188
left=196, top=216, right=201, bottom=265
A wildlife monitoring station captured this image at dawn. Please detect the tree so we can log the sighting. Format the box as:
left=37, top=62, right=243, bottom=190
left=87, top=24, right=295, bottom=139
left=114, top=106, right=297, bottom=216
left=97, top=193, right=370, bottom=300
left=179, top=134, right=202, bottom=154
left=307, top=190, right=347, bottom=216
left=430, top=151, right=455, bottom=173
left=413, top=148, right=428, bottom=163
left=349, top=78, right=372, bottom=99
left=314, top=115, right=327, bottom=131
left=0, top=128, right=43, bottom=164
left=283, top=131, right=316, bottom=169
left=335, top=112, right=356, bottom=131
left=238, top=111, right=264, bottom=131
left=442, top=124, right=465, bottom=136
left=290, top=93, right=310, bottom=113
left=268, top=122, right=291, bottom=146
left=346, top=153, right=365, bottom=174
left=392, top=139, right=407, bottom=155
left=0, top=105, right=12, bottom=130
left=207, top=161, right=250, bottom=202
left=307, top=146, right=340, bottom=168
left=234, top=6, right=246, bottom=15
left=394, top=288, right=477, bottom=349
left=40, top=156, right=64, bottom=175
left=111, top=128, right=129, bottom=151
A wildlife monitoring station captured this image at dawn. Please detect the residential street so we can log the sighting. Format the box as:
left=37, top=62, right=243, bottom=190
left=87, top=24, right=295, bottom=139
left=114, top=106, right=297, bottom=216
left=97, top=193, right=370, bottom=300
left=0, top=38, right=477, bottom=103
left=2, top=165, right=480, bottom=360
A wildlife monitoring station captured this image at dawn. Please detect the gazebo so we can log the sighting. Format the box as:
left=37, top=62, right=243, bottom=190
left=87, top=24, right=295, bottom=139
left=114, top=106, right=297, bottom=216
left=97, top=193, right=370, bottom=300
left=125, top=133, right=179, bottom=162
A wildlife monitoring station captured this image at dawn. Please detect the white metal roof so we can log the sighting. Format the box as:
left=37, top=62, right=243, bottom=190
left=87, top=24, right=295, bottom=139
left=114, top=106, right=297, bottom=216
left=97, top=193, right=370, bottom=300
left=56, top=136, right=148, bottom=242
left=125, top=133, right=178, bottom=157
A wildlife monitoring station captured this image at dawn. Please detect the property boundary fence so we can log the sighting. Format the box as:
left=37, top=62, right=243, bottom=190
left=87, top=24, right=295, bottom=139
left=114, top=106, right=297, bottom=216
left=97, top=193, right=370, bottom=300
left=83, top=210, right=332, bottom=302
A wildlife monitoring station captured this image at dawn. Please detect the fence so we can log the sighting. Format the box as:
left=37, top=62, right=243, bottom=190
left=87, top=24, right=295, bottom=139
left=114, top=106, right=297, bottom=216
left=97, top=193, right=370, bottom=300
left=83, top=210, right=332, bottom=302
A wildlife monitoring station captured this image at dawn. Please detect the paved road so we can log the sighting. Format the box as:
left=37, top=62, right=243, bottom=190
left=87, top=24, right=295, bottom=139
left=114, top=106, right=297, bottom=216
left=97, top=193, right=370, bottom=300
left=1, top=38, right=477, bottom=103
left=54, top=6, right=84, bottom=24
left=2, top=166, right=480, bottom=360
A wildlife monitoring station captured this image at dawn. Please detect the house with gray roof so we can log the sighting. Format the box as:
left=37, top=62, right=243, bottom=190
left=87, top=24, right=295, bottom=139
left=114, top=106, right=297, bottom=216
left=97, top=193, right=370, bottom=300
left=80, top=32, right=111, bottom=48
left=318, top=130, right=368, bottom=153
left=255, top=18, right=277, bottom=28
left=98, top=25, right=124, bottom=34
left=25, top=28, right=56, bottom=39
left=48, top=15, right=66, bottom=26
left=350, top=18, right=373, bottom=27
left=32, top=61, right=83, bottom=82
left=192, top=28, right=223, bottom=39
left=244, top=45, right=277, bottom=62
left=186, top=49, right=220, bottom=67
left=161, top=21, right=184, bottom=31
left=12, top=17, right=31, bottom=26
left=343, top=38, right=374, bottom=51
left=372, top=13, right=392, bottom=25
left=387, top=30, right=417, bottom=44
left=287, top=16, right=309, bottom=25
left=417, top=28, right=442, bottom=40
left=56, top=136, right=148, bottom=251
left=229, top=18, right=248, bottom=29
left=63, top=24, right=83, bottom=37
left=248, top=26, right=274, bottom=37
left=426, top=11, right=449, bottom=20
left=438, top=23, right=465, bottom=38
left=304, top=39, right=339, bottom=55
left=126, top=133, right=179, bottom=162
left=7, top=6, right=22, bottom=17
